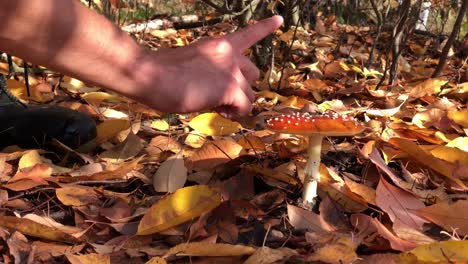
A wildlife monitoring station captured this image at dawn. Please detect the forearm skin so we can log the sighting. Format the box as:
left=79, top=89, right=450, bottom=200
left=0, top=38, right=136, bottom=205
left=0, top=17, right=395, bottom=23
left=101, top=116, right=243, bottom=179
left=0, top=0, right=149, bottom=98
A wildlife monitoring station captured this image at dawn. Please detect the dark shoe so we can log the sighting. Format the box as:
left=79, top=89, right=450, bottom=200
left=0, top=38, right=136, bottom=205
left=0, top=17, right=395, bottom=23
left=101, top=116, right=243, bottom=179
left=0, top=75, right=97, bottom=149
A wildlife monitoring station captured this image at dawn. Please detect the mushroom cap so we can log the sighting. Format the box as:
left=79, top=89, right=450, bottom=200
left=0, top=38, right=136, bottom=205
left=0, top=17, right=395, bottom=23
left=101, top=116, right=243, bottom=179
left=266, top=112, right=365, bottom=136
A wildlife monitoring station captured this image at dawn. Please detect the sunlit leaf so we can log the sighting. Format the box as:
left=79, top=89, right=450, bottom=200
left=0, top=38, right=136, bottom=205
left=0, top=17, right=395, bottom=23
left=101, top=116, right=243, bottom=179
left=137, top=185, right=222, bottom=235
left=189, top=112, right=242, bottom=136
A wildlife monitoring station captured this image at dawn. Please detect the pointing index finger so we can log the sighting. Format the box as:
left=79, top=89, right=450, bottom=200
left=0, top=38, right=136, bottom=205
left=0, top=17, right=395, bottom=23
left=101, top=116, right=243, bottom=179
left=226, top=16, right=283, bottom=52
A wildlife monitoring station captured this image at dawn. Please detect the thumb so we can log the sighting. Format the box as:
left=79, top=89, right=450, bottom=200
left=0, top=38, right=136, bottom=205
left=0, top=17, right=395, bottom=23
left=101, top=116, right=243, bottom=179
left=226, top=16, right=283, bottom=52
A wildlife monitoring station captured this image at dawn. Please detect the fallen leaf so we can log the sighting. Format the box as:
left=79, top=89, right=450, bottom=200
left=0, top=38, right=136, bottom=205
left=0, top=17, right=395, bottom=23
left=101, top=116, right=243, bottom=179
left=392, top=219, right=435, bottom=245
left=287, top=204, right=334, bottom=232
left=0, top=216, right=78, bottom=243
left=343, top=177, right=377, bottom=205
left=153, top=152, right=187, bottom=193
left=151, top=119, right=170, bottom=131
left=243, top=164, right=299, bottom=185
left=188, top=138, right=246, bottom=170
left=100, top=131, right=144, bottom=163
left=189, top=112, right=242, bottom=136
left=308, top=234, right=359, bottom=263
left=58, top=156, right=142, bottom=183
left=351, top=214, right=417, bottom=251
left=407, top=240, right=468, bottom=263
left=95, top=119, right=131, bottom=144
left=67, top=253, right=110, bottom=264
left=137, top=185, right=222, bottom=235
left=447, top=109, right=468, bottom=128
left=388, top=138, right=465, bottom=189
left=409, top=78, right=448, bottom=98
left=163, top=242, right=255, bottom=258
left=238, top=135, right=266, bottom=151
left=32, top=241, right=85, bottom=262
left=429, top=145, right=468, bottom=166
left=56, top=185, right=100, bottom=206
left=413, top=200, right=468, bottom=236
left=376, top=176, right=427, bottom=230
left=244, top=246, right=297, bottom=264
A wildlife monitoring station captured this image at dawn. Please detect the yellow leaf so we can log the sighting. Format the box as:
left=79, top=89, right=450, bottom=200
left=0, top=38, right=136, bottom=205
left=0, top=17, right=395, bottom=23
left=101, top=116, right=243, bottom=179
left=446, top=137, right=468, bottom=152
left=67, top=253, right=110, bottom=264
left=96, top=119, right=130, bottom=144
left=0, top=216, right=78, bottom=243
left=447, top=109, right=468, bottom=128
left=164, top=242, right=255, bottom=258
left=408, top=240, right=468, bottom=263
left=188, top=113, right=242, bottom=136
left=184, top=131, right=206, bottom=148
left=149, top=28, right=177, bottom=38
left=151, top=119, right=170, bottom=131
left=137, top=185, right=222, bottom=235
left=60, top=76, right=99, bottom=93
left=145, top=257, right=167, bottom=264
left=82, top=91, right=128, bottom=107
left=430, top=145, right=468, bottom=166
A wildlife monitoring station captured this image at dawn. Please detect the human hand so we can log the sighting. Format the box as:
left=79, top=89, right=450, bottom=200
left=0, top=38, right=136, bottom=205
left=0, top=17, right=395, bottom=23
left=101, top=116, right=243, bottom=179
left=133, top=16, right=283, bottom=116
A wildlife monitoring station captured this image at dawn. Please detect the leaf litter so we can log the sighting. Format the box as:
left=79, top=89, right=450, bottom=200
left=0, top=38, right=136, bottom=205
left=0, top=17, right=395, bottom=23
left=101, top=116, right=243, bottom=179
left=0, top=7, right=467, bottom=264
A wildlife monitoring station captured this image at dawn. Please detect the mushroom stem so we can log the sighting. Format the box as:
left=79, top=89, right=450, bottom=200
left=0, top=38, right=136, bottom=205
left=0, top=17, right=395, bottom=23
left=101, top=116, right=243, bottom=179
left=302, top=134, right=323, bottom=208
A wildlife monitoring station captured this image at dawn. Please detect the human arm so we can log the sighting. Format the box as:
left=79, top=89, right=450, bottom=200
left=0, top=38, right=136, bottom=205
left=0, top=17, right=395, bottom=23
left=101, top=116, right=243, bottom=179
left=0, top=0, right=282, bottom=115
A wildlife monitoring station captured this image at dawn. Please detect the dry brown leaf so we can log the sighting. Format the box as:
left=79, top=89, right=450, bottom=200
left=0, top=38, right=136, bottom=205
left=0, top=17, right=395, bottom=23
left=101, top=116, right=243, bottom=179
left=243, top=164, right=299, bottom=185
left=287, top=204, right=334, bottom=232
left=58, top=156, right=142, bottom=183
left=392, top=219, right=435, bottom=245
left=32, top=241, right=85, bottom=262
left=163, top=242, right=255, bottom=258
left=146, top=135, right=182, bottom=155
left=188, top=138, right=246, bottom=170
left=244, top=247, right=297, bottom=264
left=153, top=152, right=187, bottom=193
left=351, top=214, right=417, bottom=251
left=343, top=177, right=377, bottom=205
left=376, top=176, right=427, bottom=230
left=99, top=131, right=144, bottom=163
left=308, top=234, right=359, bottom=264
left=388, top=138, right=466, bottom=189
left=238, top=135, right=266, bottom=151
left=56, top=185, right=100, bottom=206
left=413, top=200, right=468, bottom=236
left=408, top=78, right=448, bottom=98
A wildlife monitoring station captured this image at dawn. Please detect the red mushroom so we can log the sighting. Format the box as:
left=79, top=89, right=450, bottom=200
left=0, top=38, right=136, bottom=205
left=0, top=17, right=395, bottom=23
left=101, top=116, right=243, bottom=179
left=266, top=112, right=365, bottom=209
